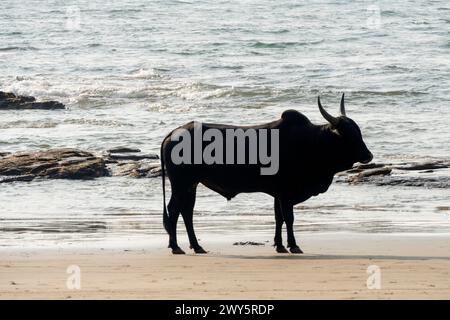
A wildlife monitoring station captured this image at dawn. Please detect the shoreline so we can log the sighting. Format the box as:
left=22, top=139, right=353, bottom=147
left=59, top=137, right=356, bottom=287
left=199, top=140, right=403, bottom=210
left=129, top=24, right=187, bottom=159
left=1, top=233, right=449, bottom=299
left=2, top=231, right=450, bottom=253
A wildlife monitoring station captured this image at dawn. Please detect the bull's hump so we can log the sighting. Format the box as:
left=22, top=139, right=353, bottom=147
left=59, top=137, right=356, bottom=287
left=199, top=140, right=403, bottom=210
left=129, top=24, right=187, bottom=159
left=281, top=110, right=311, bottom=125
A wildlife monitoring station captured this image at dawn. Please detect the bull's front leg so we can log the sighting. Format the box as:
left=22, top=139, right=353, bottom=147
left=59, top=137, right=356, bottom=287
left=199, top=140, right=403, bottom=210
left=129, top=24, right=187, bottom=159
left=279, top=199, right=303, bottom=254
left=274, top=198, right=288, bottom=253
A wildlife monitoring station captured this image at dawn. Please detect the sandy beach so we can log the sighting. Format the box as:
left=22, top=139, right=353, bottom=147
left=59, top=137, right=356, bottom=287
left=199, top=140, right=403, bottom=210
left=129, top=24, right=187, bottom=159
left=1, top=233, right=449, bottom=299
left=2, top=0, right=450, bottom=304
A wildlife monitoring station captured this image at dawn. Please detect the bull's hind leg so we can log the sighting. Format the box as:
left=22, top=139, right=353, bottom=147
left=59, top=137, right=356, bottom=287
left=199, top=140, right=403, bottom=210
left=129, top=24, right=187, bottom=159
left=280, top=199, right=303, bottom=254
left=181, top=185, right=207, bottom=254
left=168, top=194, right=185, bottom=254
left=274, top=198, right=288, bottom=253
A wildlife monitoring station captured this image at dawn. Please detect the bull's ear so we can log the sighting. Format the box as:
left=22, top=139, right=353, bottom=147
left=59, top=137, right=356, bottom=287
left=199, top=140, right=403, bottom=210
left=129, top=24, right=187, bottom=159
left=318, top=96, right=339, bottom=126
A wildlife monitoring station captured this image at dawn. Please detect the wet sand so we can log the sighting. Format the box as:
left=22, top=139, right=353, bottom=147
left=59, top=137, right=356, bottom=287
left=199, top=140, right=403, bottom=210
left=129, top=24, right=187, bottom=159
left=1, top=234, right=449, bottom=299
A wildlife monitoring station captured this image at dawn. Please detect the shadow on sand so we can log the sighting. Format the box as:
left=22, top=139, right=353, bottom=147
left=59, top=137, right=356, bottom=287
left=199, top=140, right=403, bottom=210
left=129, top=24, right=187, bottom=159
left=193, top=254, right=450, bottom=261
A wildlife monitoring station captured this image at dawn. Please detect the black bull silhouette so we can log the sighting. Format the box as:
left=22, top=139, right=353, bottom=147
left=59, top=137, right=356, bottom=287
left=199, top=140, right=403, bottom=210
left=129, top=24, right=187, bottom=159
left=160, top=94, right=373, bottom=254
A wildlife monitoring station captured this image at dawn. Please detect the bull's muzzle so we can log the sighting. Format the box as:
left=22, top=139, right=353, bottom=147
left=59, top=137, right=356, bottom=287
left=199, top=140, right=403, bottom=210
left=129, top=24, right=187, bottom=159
left=360, top=151, right=373, bottom=164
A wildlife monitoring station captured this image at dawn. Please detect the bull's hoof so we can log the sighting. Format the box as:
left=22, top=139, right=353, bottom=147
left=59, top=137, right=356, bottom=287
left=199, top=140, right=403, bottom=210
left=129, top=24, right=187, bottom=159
left=289, top=246, right=303, bottom=254
left=171, top=247, right=186, bottom=255
left=276, top=245, right=289, bottom=253
left=193, top=246, right=207, bottom=254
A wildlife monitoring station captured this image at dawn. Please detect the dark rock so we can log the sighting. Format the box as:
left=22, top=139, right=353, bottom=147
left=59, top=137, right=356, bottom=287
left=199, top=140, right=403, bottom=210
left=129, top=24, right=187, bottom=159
left=0, top=152, right=11, bottom=158
left=0, top=91, right=35, bottom=103
left=107, top=153, right=159, bottom=161
left=107, top=147, right=141, bottom=154
left=354, top=163, right=387, bottom=170
left=103, top=158, right=119, bottom=164
left=339, top=161, right=450, bottom=188
left=110, top=162, right=161, bottom=178
left=0, top=175, right=35, bottom=183
left=346, top=162, right=386, bottom=173
left=394, top=161, right=449, bottom=171
left=0, top=148, right=107, bottom=182
left=148, top=166, right=162, bottom=177
left=349, top=167, right=392, bottom=184
left=0, top=91, right=65, bottom=110
left=103, top=146, right=161, bottom=178
left=112, top=162, right=143, bottom=178
left=17, top=101, right=65, bottom=110
left=362, top=175, right=450, bottom=189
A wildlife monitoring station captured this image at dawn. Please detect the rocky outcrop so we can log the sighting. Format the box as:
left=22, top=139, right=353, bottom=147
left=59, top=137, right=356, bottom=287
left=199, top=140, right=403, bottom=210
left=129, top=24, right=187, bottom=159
left=107, top=153, right=159, bottom=161
left=104, top=146, right=158, bottom=162
left=348, top=167, right=392, bottom=184
left=393, top=161, right=450, bottom=171
left=1, top=146, right=447, bottom=188
left=345, top=163, right=386, bottom=174
left=0, top=147, right=162, bottom=183
left=356, top=175, right=450, bottom=188
left=338, top=160, right=450, bottom=188
left=0, top=148, right=107, bottom=183
left=110, top=162, right=162, bottom=178
left=0, top=91, right=65, bottom=110
left=105, top=147, right=161, bottom=178
left=106, top=147, right=141, bottom=154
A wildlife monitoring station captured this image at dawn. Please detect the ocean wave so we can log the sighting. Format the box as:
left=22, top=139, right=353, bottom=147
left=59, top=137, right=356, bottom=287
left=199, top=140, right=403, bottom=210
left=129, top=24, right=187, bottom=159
left=146, top=102, right=193, bottom=113
left=109, top=8, right=143, bottom=13
left=209, top=64, right=243, bottom=70
left=0, top=221, right=107, bottom=233
left=3, top=80, right=157, bottom=104
left=251, top=41, right=298, bottom=48
left=125, top=68, right=164, bottom=79
left=0, top=31, right=22, bottom=36
left=0, top=118, right=135, bottom=129
left=0, top=73, right=432, bottom=113
left=0, top=46, right=38, bottom=51
left=350, top=90, right=427, bottom=97
left=383, top=65, right=412, bottom=72
left=250, top=40, right=322, bottom=49
left=380, top=154, right=449, bottom=163
left=62, top=118, right=135, bottom=127
left=0, top=120, right=58, bottom=129
left=266, top=29, right=290, bottom=34
left=171, top=82, right=278, bottom=101
left=34, top=80, right=401, bottom=106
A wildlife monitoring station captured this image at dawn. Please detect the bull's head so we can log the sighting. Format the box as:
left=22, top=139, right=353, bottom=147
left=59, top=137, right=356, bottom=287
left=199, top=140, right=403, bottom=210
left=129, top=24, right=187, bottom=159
left=318, top=94, right=373, bottom=164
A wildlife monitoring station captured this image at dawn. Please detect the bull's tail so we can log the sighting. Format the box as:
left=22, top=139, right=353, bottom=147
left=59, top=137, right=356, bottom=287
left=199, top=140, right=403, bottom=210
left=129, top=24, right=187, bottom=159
left=161, top=139, right=170, bottom=235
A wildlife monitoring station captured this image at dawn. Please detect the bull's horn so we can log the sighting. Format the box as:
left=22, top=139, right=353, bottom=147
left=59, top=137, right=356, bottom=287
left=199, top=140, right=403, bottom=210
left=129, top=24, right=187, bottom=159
left=318, top=96, right=339, bottom=126
left=340, top=93, right=346, bottom=116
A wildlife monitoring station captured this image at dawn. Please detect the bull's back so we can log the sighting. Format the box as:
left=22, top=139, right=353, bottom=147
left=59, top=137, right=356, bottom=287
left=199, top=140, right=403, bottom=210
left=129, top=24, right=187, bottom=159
left=162, top=120, right=281, bottom=193
left=161, top=111, right=333, bottom=202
